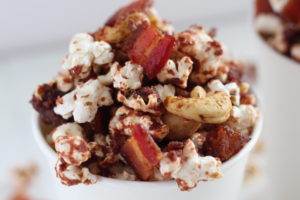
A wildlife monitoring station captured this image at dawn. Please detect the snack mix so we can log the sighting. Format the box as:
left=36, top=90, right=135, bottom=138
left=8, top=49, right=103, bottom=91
left=255, top=0, right=300, bottom=62
left=31, top=0, right=259, bottom=191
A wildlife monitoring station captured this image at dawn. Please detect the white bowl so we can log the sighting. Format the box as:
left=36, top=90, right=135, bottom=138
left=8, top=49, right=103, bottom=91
left=253, top=28, right=300, bottom=199
left=32, top=111, right=262, bottom=200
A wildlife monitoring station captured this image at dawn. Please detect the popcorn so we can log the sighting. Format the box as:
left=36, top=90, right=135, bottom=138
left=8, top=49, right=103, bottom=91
left=254, top=14, right=283, bottom=35
left=109, top=106, right=169, bottom=140
left=95, top=12, right=151, bottom=44
left=52, top=123, right=83, bottom=142
left=52, top=123, right=98, bottom=185
left=229, top=105, right=259, bottom=135
left=150, top=8, right=175, bottom=35
left=54, top=79, right=113, bottom=123
left=190, top=133, right=206, bottom=149
left=52, top=123, right=92, bottom=165
left=113, top=61, right=144, bottom=91
left=50, top=70, right=74, bottom=92
left=98, top=62, right=119, bottom=85
left=177, top=26, right=223, bottom=84
left=62, top=33, right=114, bottom=79
left=55, top=135, right=91, bottom=166
left=154, top=84, right=175, bottom=101
left=208, top=79, right=241, bottom=106
left=117, top=87, right=164, bottom=115
left=157, top=57, right=193, bottom=88
left=160, top=140, right=222, bottom=191
left=55, top=158, right=98, bottom=186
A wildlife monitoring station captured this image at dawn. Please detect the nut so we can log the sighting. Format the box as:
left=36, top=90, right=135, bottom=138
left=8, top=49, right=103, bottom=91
left=190, top=86, right=206, bottom=98
left=164, top=91, right=232, bottom=123
left=163, top=112, right=201, bottom=140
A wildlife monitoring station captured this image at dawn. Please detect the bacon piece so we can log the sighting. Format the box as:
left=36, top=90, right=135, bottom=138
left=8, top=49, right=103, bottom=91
left=121, top=138, right=154, bottom=180
left=255, top=0, right=273, bottom=15
left=132, top=124, right=162, bottom=165
left=282, top=0, right=300, bottom=24
left=106, top=0, right=153, bottom=26
left=121, top=124, right=162, bottom=180
left=128, top=25, right=175, bottom=79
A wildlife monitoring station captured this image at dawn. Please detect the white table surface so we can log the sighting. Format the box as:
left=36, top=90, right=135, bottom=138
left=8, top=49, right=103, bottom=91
left=0, top=10, right=273, bottom=200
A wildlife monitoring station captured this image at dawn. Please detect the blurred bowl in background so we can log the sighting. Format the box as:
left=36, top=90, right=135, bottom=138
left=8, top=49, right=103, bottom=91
left=253, top=24, right=300, bottom=200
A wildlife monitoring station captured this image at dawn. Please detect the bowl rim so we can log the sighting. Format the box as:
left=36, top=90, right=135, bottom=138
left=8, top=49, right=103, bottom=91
left=31, top=109, right=263, bottom=187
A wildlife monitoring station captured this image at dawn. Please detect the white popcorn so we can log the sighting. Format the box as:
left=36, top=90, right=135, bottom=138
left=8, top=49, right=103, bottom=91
left=229, top=105, right=259, bottom=135
left=190, top=133, right=206, bottom=149
left=50, top=70, right=74, bottom=92
left=291, top=43, right=300, bottom=61
left=54, top=91, right=76, bottom=119
left=55, top=135, right=91, bottom=166
left=117, top=89, right=163, bottom=115
left=62, top=53, right=93, bottom=79
left=52, top=123, right=83, bottom=142
left=255, top=14, right=283, bottom=35
left=62, top=33, right=114, bottom=79
left=52, top=123, right=91, bottom=165
left=113, top=61, right=144, bottom=91
left=73, top=79, right=113, bottom=123
left=177, top=26, right=223, bottom=84
left=109, top=106, right=169, bottom=140
left=69, top=33, right=94, bottom=53
left=81, top=167, right=99, bottom=184
left=54, top=79, right=113, bottom=123
left=98, top=62, right=119, bottom=85
left=55, top=158, right=98, bottom=186
left=208, top=79, right=240, bottom=106
left=269, top=0, right=288, bottom=12
left=150, top=8, right=175, bottom=35
left=98, top=61, right=143, bottom=91
left=154, top=84, right=175, bottom=101
left=92, top=41, right=114, bottom=65
left=157, top=57, right=193, bottom=88
left=160, top=140, right=223, bottom=191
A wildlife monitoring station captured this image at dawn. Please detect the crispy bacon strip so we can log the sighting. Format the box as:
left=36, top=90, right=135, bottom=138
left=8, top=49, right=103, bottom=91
left=132, top=124, right=162, bottom=165
left=106, top=0, right=153, bottom=26
left=128, top=25, right=175, bottom=79
left=121, top=124, right=162, bottom=180
left=121, top=138, right=154, bottom=180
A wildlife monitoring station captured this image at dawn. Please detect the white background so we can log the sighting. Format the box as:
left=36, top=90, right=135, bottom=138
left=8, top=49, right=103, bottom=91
left=0, top=0, right=250, bottom=54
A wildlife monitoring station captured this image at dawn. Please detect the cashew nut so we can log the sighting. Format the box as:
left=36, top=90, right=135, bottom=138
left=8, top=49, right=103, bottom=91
left=190, top=86, right=207, bottom=98
left=164, top=91, right=232, bottom=123
left=163, top=112, right=202, bottom=140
